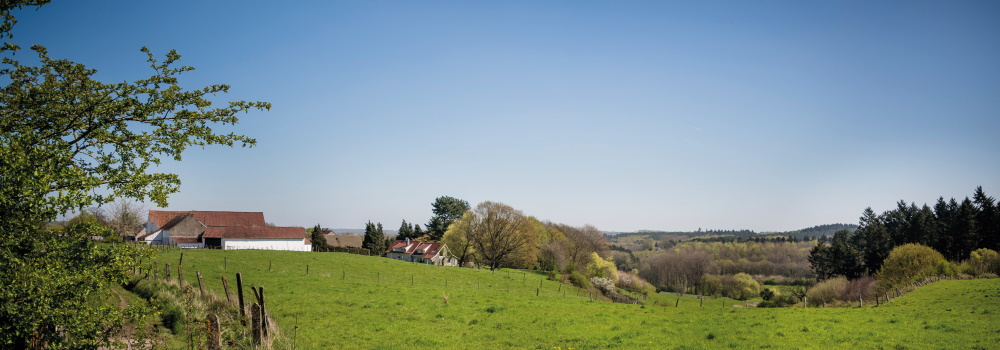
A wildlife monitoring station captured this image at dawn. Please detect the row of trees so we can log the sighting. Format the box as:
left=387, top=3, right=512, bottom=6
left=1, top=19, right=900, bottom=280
left=810, top=186, right=999, bottom=279
left=439, top=201, right=610, bottom=274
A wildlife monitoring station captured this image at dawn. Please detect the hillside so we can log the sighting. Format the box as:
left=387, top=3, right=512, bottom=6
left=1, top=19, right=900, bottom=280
left=153, top=249, right=999, bottom=349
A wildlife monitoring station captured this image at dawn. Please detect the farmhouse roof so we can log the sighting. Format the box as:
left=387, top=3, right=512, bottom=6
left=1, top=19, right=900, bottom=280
left=202, top=226, right=306, bottom=240
left=148, top=210, right=266, bottom=228
left=386, top=240, right=445, bottom=259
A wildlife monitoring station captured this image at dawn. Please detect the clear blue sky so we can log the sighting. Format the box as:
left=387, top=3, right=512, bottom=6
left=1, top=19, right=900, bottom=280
left=16, top=1, right=1000, bottom=232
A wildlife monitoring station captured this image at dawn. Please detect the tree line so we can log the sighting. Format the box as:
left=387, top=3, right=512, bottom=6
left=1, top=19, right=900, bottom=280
left=809, top=186, right=999, bottom=280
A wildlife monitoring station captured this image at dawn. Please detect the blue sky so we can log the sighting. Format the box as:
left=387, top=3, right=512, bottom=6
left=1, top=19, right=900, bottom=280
left=16, top=1, right=1000, bottom=232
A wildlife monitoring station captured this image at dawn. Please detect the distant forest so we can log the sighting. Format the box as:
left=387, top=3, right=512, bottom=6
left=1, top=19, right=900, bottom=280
left=612, top=223, right=857, bottom=242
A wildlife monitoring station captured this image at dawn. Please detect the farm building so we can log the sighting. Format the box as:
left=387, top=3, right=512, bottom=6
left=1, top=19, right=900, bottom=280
left=385, top=239, right=458, bottom=266
left=138, top=210, right=310, bottom=251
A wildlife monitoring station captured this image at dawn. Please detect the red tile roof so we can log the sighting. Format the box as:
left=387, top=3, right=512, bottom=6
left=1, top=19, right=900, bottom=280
left=148, top=210, right=265, bottom=228
left=386, top=240, right=443, bottom=259
left=203, top=226, right=305, bottom=240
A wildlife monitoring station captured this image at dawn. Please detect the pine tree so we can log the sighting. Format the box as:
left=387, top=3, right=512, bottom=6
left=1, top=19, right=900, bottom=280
left=830, top=230, right=864, bottom=279
left=853, top=208, right=891, bottom=274
left=397, top=219, right=414, bottom=240
left=973, top=186, right=999, bottom=251
left=310, top=224, right=328, bottom=251
left=426, top=196, right=470, bottom=241
left=362, top=221, right=387, bottom=255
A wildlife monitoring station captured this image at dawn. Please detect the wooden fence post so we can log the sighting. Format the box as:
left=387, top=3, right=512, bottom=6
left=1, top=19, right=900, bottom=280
left=206, top=313, right=221, bottom=350
left=221, top=276, right=232, bottom=303
left=536, top=288, right=539, bottom=296
left=250, top=303, right=262, bottom=345
left=224, top=256, right=227, bottom=270
left=258, top=286, right=268, bottom=339
left=197, top=271, right=205, bottom=297
left=165, top=263, right=170, bottom=280
left=269, top=260, right=272, bottom=272
left=236, top=273, right=246, bottom=326
left=177, top=265, right=184, bottom=287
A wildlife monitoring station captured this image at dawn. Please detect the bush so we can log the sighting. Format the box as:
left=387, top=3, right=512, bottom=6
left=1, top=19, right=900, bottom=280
left=970, top=248, right=1000, bottom=276
left=806, top=276, right=848, bottom=306
left=877, top=244, right=946, bottom=289
left=725, top=273, right=761, bottom=300
left=758, top=294, right=798, bottom=308
left=700, top=274, right=723, bottom=297
left=569, top=271, right=591, bottom=289
left=585, top=252, right=619, bottom=282
left=843, top=275, right=876, bottom=302
left=616, top=271, right=656, bottom=296
left=590, top=276, right=616, bottom=295
left=760, top=288, right=776, bottom=301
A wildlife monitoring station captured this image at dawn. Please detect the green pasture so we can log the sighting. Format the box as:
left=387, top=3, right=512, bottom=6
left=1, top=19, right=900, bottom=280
left=153, top=249, right=1000, bottom=349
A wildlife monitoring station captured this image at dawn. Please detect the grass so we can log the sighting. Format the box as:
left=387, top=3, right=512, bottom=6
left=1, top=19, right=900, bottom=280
left=153, top=249, right=1000, bottom=349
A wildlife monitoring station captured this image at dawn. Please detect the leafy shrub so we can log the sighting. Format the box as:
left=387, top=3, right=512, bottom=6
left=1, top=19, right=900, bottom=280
left=936, top=260, right=959, bottom=277
left=725, top=273, right=761, bottom=300
left=877, top=244, right=946, bottom=289
left=568, top=271, right=591, bottom=289
left=806, top=276, right=848, bottom=306
left=616, top=271, right=655, bottom=296
left=970, top=248, right=1000, bottom=276
left=700, top=274, right=724, bottom=297
left=758, top=294, right=798, bottom=308
left=760, top=288, right=777, bottom=301
left=585, top=252, right=619, bottom=282
left=547, top=270, right=562, bottom=282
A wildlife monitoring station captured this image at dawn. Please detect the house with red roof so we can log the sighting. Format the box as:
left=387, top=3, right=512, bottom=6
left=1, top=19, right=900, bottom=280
left=139, top=210, right=310, bottom=251
left=385, top=239, right=457, bottom=266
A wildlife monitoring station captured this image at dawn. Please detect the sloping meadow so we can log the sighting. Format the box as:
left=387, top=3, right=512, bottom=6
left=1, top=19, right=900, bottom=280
left=153, top=249, right=1000, bottom=349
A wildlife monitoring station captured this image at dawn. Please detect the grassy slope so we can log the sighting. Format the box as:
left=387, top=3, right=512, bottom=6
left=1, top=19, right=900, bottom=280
left=155, top=250, right=1000, bottom=349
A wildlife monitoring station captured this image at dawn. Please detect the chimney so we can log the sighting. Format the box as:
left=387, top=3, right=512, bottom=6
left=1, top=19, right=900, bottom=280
left=405, top=237, right=410, bottom=246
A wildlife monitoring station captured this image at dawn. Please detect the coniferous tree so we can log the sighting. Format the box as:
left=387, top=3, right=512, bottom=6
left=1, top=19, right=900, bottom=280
left=952, top=198, right=978, bottom=261
left=853, top=208, right=891, bottom=274
left=397, top=219, right=415, bottom=241
left=808, top=243, right=834, bottom=280
left=426, top=196, right=470, bottom=241
left=832, top=229, right=864, bottom=278
left=933, top=197, right=956, bottom=260
left=413, top=224, right=424, bottom=239
left=310, top=224, right=329, bottom=251
left=362, top=221, right=387, bottom=255
left=973, top=186, right=999, bottom=251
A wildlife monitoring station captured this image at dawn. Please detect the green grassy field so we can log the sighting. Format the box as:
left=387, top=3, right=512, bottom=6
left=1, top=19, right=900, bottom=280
left=153, top=249, right=1000, bottom=349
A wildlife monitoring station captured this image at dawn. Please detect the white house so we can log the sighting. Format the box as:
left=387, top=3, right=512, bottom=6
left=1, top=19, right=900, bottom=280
left=385, top=239, right=457, bottom=266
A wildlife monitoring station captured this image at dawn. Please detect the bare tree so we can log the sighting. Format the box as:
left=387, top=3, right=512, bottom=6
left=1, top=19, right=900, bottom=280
left=545, top=222, right=609, bottom=270
left=468, top=201, right=534, bottom=271
left=106, top=198, right=145, bottom=240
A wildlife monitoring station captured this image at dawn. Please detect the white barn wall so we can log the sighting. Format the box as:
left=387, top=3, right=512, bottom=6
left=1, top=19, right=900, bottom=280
left=222, top=238, right=311, bottom=251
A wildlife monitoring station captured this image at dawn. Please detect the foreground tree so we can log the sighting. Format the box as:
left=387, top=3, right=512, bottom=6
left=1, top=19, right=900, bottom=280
left=425, top=196, right=470, bottom=241
left=0, top=2, right=270, bottom=347
left=466, top=201, right=534, bottom=270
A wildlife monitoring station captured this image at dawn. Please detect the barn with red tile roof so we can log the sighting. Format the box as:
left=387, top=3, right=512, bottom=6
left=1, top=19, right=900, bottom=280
left=140, top=210, right=309, bottom=251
